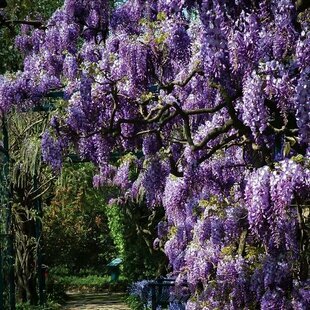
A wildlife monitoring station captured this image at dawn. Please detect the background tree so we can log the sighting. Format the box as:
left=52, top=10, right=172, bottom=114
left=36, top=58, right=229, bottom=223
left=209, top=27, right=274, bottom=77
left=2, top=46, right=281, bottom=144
left=43, top=163, right=117, bottom=272
left=106, top=200, right=168, bottom=281
left=44, top=160, right=167, bottom=283
left=0, top=0, right=64, bottom=73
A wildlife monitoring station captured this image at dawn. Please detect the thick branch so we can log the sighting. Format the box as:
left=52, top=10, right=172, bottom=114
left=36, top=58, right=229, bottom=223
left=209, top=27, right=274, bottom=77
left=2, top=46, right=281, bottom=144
left=192, top=119, right=234, bottom=151
left=134, top=129, right=158, bottom=137
left=162, top=67, right=202, bottom=93
left=172, top=102, right=194, bottom=147
left=209, top=82, right=246, bottom=133
left=109, top=85, right=119, bottom=131
left=160, top=110, right=178, bottom=128
left=173, top=68, right=203, bottom=88
left=2, top=20, right=45, bottom=29
left=197, top=133, right=240, bottom=164
left=144, top=103, right=173, bottom=122
left=185, top=103, right=226, bottom=115
left=295, top=198, right=309, bottom=281
left=169, top=155, right=183, bottom=177
left=238, top=229, right=248, bottom=256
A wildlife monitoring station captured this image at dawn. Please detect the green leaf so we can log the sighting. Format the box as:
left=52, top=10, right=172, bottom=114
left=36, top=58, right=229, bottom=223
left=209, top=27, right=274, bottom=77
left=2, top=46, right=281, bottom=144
left=285, top=136, right=297, bottom=146
left=283, top=141, right=291, bottom=157
left=157, top=11, right=167, bottom=21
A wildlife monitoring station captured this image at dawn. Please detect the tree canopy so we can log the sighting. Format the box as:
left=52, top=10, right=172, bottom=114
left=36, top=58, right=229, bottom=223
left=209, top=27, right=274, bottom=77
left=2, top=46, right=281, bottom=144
left=0, top=0, right=309, bottom=309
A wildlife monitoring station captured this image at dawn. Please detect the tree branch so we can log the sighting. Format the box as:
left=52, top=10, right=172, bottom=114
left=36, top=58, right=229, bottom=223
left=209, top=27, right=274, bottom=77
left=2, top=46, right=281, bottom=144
left=162, top=66, right=202, bottom=93
left=2, top=19, right=45, bottom=29
left=197, top=133, right=240, bottom=164
left=184, top=102, right=226, bottom=115
left=193, top=119, right=234, bottom=151
left=172, top=102, right=195, bottom=147
left=238, top=229, right=248, bottom=256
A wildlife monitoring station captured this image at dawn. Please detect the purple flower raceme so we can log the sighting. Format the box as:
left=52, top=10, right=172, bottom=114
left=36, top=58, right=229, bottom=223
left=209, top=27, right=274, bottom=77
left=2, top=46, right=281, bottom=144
left=41, top=131, right=67, bottom=171
left=242, top=71, right=268, bottom=139
left=295, top=68, right=310, bottom=146
left=113, top=160, right=132, bottom=191
left=142, top=157, right=170, bottom=208
left=63, top=54, right=79, bottom=80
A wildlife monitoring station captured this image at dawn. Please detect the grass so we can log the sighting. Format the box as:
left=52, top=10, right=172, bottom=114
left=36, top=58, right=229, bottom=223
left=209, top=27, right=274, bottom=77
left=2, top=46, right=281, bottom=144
left=58, top=274, right=110, bottom=289
left=16, top=301, right=62, bottom=310
left=54, top=274, right=128, bottom=292
left=47, top=265, right=129, bottom=292
left=15, top=267, right=130, bottom=309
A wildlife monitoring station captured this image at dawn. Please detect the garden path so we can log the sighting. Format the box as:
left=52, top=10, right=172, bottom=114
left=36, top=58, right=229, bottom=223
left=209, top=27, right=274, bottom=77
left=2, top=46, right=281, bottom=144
left=64, top=291, right=130, bottom=310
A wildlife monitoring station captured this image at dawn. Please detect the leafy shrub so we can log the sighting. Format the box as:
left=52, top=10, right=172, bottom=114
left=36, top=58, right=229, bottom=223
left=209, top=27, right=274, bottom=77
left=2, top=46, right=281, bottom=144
left=125, top=295, right=145, bottom=310
left=45, top=274, right=68, bottom=304
left=44, top=163, right=117, bottom=273
left=58, top=275, right=110, bottom=289
left=16, top=301, right=61, bottom=310
left=106, top=202, right=168, bottom=282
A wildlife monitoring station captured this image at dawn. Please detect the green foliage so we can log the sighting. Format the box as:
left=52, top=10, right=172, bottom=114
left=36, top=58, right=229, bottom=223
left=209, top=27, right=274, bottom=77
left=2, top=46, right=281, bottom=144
left=105, top=203, right=126, bottom=257
left=8, top=111, right=49, bottom=184
left=44, top=273, right=67, bottom=305
left=0, top=110, right=55, bottom=305
left=106, top=202, right=168, bottom=282
left=0, top=0, right=64, bottom=73
left=5, top=0, right=63, bottom=19
left=44, top=163, right=117, bottom=272
left=57, top=275, right=111, bottom=290
left=125, top=295, right=145, bottom=310
left=50, top=271, right=128, bottom=292
left=16, top=301, right=61, bottom=310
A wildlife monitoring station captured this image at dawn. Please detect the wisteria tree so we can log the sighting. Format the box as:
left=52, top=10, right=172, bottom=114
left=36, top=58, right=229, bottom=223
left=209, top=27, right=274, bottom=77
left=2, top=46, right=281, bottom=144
left=0, top=0, right=309, bottom=309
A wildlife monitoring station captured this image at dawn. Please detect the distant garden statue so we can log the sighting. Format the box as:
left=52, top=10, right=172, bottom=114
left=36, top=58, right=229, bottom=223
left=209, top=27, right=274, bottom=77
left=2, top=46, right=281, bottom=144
left=0, top=0, right=309, bottom=309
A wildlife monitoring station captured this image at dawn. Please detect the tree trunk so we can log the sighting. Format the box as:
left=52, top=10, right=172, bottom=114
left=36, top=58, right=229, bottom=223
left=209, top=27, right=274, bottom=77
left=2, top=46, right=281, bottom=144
left=13, top=206, right=38, bottom=305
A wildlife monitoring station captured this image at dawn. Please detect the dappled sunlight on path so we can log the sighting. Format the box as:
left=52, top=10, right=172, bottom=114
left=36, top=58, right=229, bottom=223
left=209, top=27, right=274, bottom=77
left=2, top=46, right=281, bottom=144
left=64, top=292, right=130, bottom=309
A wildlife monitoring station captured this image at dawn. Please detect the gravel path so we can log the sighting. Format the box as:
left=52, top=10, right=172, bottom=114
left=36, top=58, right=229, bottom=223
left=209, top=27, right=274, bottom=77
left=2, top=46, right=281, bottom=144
left=64, top=291, right=130, bottom=310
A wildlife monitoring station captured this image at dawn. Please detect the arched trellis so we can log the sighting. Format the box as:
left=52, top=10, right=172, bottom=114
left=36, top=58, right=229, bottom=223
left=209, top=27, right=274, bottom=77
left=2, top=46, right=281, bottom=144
left=0, top=114, right=15, bottom=310
left=0, top=91, right=62, bottom=309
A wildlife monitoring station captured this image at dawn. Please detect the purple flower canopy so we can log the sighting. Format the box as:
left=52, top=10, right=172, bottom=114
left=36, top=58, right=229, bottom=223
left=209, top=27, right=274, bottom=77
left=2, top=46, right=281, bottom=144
left=1, top=0, right=309, bottom=309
